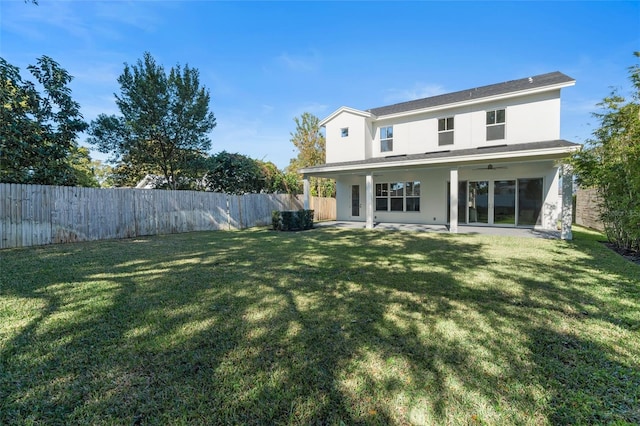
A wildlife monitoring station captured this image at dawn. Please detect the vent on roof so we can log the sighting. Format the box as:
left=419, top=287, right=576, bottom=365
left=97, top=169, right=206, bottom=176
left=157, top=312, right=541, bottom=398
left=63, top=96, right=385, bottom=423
left=426, top=150, right=451, bottom=154
left=477, top=144, right=508, bottom=150
left=385, top=154, right=407, bottom=159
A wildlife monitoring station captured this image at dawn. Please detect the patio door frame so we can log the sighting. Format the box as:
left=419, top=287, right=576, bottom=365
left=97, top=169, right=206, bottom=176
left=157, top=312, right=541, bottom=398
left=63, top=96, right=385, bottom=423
left=449, top=177, right=544, bottom=227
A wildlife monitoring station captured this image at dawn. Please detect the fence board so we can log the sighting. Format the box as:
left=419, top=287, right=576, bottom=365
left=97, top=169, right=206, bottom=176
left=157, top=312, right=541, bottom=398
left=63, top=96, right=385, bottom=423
left=575, top=188, right=604, bottom=232
left=0, top=183, right=336, bottom=249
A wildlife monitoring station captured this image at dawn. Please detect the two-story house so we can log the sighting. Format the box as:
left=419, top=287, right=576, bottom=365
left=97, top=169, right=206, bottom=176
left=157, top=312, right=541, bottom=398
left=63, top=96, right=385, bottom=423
left=300, top=72, right=579, bottom=239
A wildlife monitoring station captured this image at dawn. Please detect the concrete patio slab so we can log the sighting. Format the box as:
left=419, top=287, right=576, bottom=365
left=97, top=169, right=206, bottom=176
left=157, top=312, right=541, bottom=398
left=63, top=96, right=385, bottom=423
left=313, top=221, right=561, bottom=239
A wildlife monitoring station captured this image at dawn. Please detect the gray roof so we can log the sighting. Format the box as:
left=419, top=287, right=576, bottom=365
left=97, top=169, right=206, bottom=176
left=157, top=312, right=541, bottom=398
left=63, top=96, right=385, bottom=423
left=302, top=140, right=580, bottom=172
left=368, top=72, right=575, bottom=116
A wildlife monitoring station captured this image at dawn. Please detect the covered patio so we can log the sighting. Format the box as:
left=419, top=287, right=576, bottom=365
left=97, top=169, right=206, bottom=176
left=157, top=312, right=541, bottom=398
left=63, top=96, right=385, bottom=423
left=301, top=140, right=578, bottom=240
left=313, top=220, right=561, bottom=239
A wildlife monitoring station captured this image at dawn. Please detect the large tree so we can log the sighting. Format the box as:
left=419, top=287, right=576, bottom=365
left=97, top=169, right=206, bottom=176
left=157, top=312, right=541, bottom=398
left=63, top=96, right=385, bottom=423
left=88, top=52, right=216, bottom=189
left=572, top=52, right=640, bottom=251
left=286, top=112, right=334, bottom=197
left=0, top=56, right=88, bottom=185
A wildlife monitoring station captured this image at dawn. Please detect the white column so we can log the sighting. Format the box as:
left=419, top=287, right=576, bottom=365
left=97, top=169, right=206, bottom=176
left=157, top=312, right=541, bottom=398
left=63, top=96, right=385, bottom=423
left=302, top=177, right=310, bottom=209
left=449, top=168, right=458, bottom=233
left=561, top=164, right=573, bottom=240
left=365, top=173, right=374, bottom=229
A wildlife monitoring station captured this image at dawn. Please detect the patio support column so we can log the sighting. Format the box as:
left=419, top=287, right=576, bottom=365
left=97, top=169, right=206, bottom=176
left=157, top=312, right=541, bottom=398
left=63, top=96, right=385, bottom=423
left=561, top=164, right=573, bottom=240
left=365, top=172, right=374, bottom=229
left=449, top=168, right=459, bottom=233
left=302, top=176, right=310, bottom=209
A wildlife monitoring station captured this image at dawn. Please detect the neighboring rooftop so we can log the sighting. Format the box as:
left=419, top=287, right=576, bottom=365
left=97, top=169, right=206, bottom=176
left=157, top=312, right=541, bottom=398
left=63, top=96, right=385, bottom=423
left=368, top=71, right=575, bottom=116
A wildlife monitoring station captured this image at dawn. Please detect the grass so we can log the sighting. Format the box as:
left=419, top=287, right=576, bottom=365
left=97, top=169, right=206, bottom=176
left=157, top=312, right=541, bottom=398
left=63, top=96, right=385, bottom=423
left=1, top=226, right=639, bottom=425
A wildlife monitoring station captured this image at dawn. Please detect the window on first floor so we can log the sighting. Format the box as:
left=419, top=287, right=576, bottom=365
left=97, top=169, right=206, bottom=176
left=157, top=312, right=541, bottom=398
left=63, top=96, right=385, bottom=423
left=376, top=181, right=420, bottom=212
left=438, top=116, right=454, bottom=145
left=380, top=126, right=393, bottom=152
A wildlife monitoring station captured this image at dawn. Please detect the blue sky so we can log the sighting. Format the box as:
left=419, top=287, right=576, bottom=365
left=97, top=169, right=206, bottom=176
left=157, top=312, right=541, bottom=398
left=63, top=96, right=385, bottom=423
left=1, top=1, right=638, bottom=169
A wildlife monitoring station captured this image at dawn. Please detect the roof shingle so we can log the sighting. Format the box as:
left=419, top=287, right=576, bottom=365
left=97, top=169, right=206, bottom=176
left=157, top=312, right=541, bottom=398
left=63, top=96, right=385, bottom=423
left=368, top=71, right=574, bottom=117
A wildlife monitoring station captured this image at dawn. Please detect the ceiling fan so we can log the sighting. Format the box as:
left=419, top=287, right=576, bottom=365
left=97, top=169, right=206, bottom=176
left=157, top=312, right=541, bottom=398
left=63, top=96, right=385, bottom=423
left=473, top=164, right=507, bottom=170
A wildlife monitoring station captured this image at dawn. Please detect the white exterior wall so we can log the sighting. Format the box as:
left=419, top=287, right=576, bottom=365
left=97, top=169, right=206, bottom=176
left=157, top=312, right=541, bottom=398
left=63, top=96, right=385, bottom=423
left=334, top=160, right=561, bottom=229
left=360, top=91, right=562, bottom=160
left=505, top=91, right=561, bottom=143
left=335, top=176, right=364, bottom=221
left=325, top=111, right=368, bottom=163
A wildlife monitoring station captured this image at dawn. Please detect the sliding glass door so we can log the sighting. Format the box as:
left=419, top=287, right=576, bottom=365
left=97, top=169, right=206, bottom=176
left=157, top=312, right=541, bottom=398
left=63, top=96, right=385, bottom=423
left=493, top=180, right=516, bottom=225
left=517, top=178, right=543, bottom=226
left=468, top=181, right=489, bottom=224
left=451, top=178, right=543, bottom=227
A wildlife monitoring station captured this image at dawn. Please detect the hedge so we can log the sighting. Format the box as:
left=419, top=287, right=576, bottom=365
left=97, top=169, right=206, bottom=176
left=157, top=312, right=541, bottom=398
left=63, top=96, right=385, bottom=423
left=272, top=209, right=314, bottom=231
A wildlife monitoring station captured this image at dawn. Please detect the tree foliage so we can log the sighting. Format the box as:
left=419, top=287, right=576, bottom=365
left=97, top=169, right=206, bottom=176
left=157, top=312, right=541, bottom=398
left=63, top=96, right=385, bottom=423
left=287, top=112, right=326, bottom=169
left=259, top=160, right=301, bottom=194
left=571, top=52, right=640, bottom=251
left=88, top=52, right=216, bottom=189
left=69, top=147, right=100, bottom=188
left=0, top=56, right=88, bottom=185
left=89, top=159, right=115, bottom=188
left=203, top=151, right=263, bottom=194
left=286, top=112, right=334, bottom=197
left=202, top=151, right=295, bottom=194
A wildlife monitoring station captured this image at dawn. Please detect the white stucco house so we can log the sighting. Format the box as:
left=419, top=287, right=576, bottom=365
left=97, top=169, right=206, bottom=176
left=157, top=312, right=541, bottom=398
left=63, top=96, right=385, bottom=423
left=300, top=72, right=579, bottom=239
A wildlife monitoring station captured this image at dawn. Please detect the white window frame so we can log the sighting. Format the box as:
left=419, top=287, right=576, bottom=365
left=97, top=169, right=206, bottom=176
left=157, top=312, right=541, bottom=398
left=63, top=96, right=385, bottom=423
left=438, top=117, right=454, bottom=146
left=486, top=108, right=506, bottom=141
left=375, top=181, right=420, bottom=212
left=380, top=126, right=393, bottom=152
left=341, top=127, right=349, bottom=137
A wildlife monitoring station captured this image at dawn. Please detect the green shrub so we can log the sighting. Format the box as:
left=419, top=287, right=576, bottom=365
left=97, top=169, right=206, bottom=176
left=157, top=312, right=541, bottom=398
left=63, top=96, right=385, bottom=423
left=271, top=209, right=314, bottom=231
left=299, top=209, right=314, bottom=230
left=272, top=210, right=282, bottom=230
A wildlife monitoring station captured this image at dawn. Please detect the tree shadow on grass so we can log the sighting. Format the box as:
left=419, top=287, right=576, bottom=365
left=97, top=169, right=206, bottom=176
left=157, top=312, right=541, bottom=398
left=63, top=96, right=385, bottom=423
left=530, top=327, right=640, bottom=424
left=1, top=227, right=639, bottom=424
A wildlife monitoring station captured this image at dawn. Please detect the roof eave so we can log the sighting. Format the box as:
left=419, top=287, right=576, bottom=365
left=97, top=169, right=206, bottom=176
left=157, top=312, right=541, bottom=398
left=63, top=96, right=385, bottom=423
left=300, top=145, right=579, bottom=175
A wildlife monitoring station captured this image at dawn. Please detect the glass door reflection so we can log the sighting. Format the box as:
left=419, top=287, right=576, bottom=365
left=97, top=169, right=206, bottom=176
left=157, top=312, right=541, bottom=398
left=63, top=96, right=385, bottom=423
left=468, top=181, right=489, bottom=224
left=494, top=180, right=516, bottom=225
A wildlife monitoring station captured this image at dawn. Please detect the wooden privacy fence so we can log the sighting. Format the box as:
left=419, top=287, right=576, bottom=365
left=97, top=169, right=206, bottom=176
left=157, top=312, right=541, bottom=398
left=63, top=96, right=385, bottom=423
left=0, top=184, right=336, bottom=249
left=575, top=188, right=604, bottom=232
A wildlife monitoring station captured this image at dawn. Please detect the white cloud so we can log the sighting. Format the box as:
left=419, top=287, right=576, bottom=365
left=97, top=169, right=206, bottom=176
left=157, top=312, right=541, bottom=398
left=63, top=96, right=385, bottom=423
left=1, top=1, right=163, bottom=45
left=289, top=102, right=329, bottom=119
left=1, top=1, right=89, bottom=41
left=277, top=50, right=321, bottom=72
left=204, top=71, right=240, bottom=99
left=564, top=98, right=601, bottom=114
left=383, top=83, right=446, bottom=103
left=72, top=63, right=121, bottom=85
left=211, top=108, right=294, bottom=169
left=93, top=1, right=164, bottom=33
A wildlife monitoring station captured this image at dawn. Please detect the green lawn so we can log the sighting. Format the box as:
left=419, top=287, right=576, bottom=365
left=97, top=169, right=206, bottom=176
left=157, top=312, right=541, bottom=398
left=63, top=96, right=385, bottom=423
left=1, top=226, right=639, bottom=425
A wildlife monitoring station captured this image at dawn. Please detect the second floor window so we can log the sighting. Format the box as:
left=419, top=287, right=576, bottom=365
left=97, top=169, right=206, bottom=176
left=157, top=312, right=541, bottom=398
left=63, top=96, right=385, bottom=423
left=486, top=109, right=506, bottom=141
left=341, top=127, right=349, bottom=137
left=380, top=126, right=393, bottom=152
left=438, top=117, right=454, bottom=145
